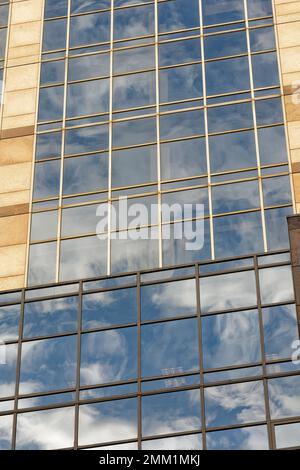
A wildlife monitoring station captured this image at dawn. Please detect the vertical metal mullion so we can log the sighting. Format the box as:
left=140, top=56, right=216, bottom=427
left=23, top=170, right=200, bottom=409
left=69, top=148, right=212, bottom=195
left=254, top=255, right=274, bottom=449
left=198, top=0, right=214, bottom=260
left=137, top=273, right=142, bottom=450
left=154, top=0, right=163, bottom=268
left=56, top=0, right=71, bottom=283
left=73, top=281, right=83, bottom=450
left=195, top=264, right=207, bottom=450
left=11, top=289, right=26, bottom=450
left=244, top=0, right=268, bottom=253
left=107, top=0, right=114, bottom=276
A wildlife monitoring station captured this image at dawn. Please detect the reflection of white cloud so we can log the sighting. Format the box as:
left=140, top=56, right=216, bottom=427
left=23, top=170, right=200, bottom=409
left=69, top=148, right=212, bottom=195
left=78, top=403, right=136, bottom=446
left=16, top=407, right=74, bottom=450
left=149, top=279, right=196, bottom=313
left=0, top=415, right=13, bottom=450
left=200, top=271, right=256, bottom=313
left=259, top=266, right=294, bottom=304
left=205, top=381, right=266, bottom=427
left=207, top=425, right=269, bottom=450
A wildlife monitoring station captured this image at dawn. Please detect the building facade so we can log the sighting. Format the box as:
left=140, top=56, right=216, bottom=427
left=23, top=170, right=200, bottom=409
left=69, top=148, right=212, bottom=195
left=0, top=0, right=300, bottom=450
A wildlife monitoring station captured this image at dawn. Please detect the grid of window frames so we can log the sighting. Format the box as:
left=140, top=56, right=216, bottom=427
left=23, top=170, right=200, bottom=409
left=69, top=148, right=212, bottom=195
left=0, top=2, right=9, bottom=96
left=1, top=250, right=300, bottom=450
left=28, top=0, right=295, bottom=286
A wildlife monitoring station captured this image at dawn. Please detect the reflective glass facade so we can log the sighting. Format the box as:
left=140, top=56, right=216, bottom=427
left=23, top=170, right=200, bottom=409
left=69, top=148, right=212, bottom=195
left=1, top=251, right=300, bottom=449
left=29, top=0, right=293, bottom=285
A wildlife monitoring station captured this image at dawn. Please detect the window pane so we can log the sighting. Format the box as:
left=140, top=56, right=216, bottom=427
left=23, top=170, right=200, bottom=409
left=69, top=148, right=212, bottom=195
left=0, top=344, right=17, bottom=398
left=70, top=12, right=110, bottom=47
left=82, top=288, right=137, bottom=330
left=80, top=328, right=137, bottom=386
left=209, top=131, right=257, bottom=174
left=141, top=279, right=196, bottom=322
left=212, top=180, right=260, bottom=214
left=78, top=398, right=137, bottom=446
left=16, top=407, right=74, bottom=450
left=259, top=266, right=294, bottom=304
left=65, top=125, right=109, bottom=155
left=263, top=305, right=299, bottom=361
left=60, top=236, right=107, bottom=281
left=33, top=160, right=61, bottom=199
left=142, top=433, right=202, bottom=450
left=114, top=4, right=154, bottom=40
left=160, top=64, right=202, bottom=103
left=275, top=422, right=300, bottom=449
left=205, top=381, right=266, bottom=427
left=112, top=145, right=157, bottom=188
left=214, top=211, right=264, bottom=258
left=23, top=297, right=78, bottom=338
left=28, top=242, right=57, bottom=286
left=158, top=0, right=200, bottom=32
left=36, top=132, right=62, bottom=160
left=31, top=210, right=58, bottom=241
left=208, top=102, right=253, bottom=133
left=67, top=79, right=109, bottom=117
left=68, top=53, right=110, bottom=81
left=207, top=426, right=269, bottom=450
left=142, top=390, right=201, bottom=437
left=0, top=305, right=20, bottom=342
left=269, top=376, right=300, bottom=420
left=200, top=271, right=257, bottom=314
left=206, top=57, right=250, bottom=95
left=0, top=415, right=13, bottom=450
left=161, top=138, right=207, bottom=180
left=113, top=72, right=156, bottom=110
left=63, top=154, right=108, bottom=195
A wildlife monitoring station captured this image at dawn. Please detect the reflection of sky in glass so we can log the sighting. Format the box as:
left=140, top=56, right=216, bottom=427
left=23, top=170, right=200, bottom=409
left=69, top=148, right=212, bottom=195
left=141, top=318, right=199, bottom=377
left=142, top=389, right=201, bottom=437
left=80, top=327, right=137, bottom=385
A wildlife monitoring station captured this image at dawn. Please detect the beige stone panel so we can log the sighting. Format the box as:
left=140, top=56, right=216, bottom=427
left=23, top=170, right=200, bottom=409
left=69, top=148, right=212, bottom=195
left=288, top=121, right=300, bottom=149
left=0, top=162, right=32, bottom=194
left=0, top=244, right=27, bottom=278
left=11, top=0, right=44, bottom=25
left=3, top=88, right=37, bottom=117
left=285, top=95, right=300, bottom=121
left=276, top=1, right=300, bottom=15
left=0, top=135, right=34, bottom=166
left=0, top=190, right=30, bottom=208
left=0, top=275, right=24, bottom=291
left=291, top=149, right=300, bottom=163
left=277, top=22, right=300, bottom=48
left=5, top=64, right=39, bottom=92
left=280, top=46, right=300, bottom=74
left=1, top=114, right=36, bottom=130
left=10, top=22, right=42, bottom=49
left=0, top=214, right=29, bottom=248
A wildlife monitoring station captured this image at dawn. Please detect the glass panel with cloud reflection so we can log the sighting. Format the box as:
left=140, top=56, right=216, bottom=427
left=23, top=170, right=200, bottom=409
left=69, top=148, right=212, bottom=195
left=80, top=327, right=137, bottom=386
left=19, top=336, right=77, bottom=394
left=82, top=287, right=137, bottom=330
left=206, top=425, right=269, bottom=450
left=200, top=270, right=257, bottom=314
left=141, top=318, right=199, bottom=377
left=202, top=310, right=261, bottom=369
left=78, top=398, right=137, bottom=446
left=142, top=389, right=201, bottom=437
left=16, top=407, right=74, bottom=450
